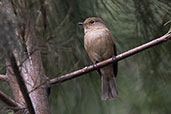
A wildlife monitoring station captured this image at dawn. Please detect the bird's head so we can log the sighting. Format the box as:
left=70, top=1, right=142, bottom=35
left=78, top=17, right=105, bottom=33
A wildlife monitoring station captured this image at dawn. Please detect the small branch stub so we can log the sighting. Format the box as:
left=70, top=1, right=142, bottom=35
left=0, top=74, right=8, bottom=82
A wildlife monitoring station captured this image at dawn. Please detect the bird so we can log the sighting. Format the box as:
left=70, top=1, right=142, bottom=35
left=78, top=17, right=118, bottom=100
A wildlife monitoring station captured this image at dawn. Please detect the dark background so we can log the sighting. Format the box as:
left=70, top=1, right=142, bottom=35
left=0, top=0, right=171, bottom=114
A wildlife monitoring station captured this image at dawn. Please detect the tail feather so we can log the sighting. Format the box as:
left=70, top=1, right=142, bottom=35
left=102, top=76, right=118, bottom=100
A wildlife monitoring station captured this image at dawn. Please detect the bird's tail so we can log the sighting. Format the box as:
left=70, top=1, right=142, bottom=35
left=101, top=74, right=118, bottom=100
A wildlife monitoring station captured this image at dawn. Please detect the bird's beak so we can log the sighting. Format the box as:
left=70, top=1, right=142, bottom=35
left=78, top=22, right=83, bottom=25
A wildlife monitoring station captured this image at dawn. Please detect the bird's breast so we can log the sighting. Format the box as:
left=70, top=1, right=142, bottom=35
left=84, top=29, right=114, bottom=62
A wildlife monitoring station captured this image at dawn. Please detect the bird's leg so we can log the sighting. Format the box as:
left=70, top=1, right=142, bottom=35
left=112, top=56, right=117, bottom=63
left=93, top=61, right=101, bottom=76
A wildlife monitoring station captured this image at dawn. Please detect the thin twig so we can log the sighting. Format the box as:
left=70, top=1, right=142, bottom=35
left=50, top=33, right=171, bottom=85
left=0, top=90, right=19, bottom=108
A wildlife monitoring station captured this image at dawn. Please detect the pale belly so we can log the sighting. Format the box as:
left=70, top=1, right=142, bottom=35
left=84, top=29, right=114, bottom=63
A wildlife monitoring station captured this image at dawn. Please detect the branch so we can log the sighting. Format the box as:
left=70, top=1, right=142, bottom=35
left=0, top=90, right=19, bottom=108
left=50, top=33, right=171, bottom=85
left=0, top=74, right=8, bottom=81
left=9, top=55, right=35, bottom=114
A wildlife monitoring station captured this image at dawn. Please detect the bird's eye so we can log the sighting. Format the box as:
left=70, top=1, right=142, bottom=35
left=89, top=20, right=94, bottom=24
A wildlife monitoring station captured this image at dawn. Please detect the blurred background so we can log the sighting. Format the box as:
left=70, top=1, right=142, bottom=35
left=0, top=0, right=171, bottom=114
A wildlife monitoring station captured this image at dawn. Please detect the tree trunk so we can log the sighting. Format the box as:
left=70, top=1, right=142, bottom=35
left=1, top=1, right=51, bottom=114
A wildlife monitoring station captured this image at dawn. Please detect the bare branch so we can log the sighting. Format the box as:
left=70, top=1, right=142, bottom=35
left=0, top=74, right=8, bottom=81
left=0, top=90, right=19, bottom=108
left=50, top=33, right=171, bottom=85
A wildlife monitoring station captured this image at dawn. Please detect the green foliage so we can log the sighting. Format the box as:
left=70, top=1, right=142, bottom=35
left=0, top=0, right=171, bottom=114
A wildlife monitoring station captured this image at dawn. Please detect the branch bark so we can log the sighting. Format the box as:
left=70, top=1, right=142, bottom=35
left=9, top=55, right=35, bottom=114
left=50, top=33, right=171, bottom=85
